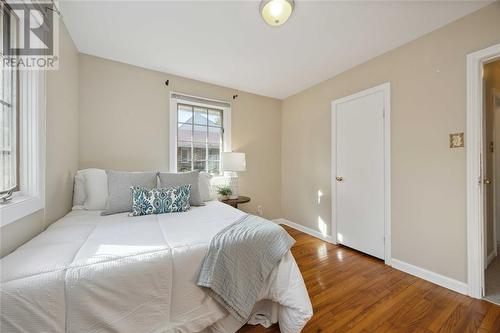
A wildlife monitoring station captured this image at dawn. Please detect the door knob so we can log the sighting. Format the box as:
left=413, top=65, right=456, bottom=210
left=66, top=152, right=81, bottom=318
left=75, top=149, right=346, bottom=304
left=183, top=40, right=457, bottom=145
left=336, top=176, right=343, bottom=182
left=484, top=179, right=492, bottom=184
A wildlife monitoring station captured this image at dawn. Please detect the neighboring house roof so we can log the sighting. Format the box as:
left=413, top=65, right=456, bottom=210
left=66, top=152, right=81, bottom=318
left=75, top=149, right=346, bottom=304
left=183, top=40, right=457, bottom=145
left=186, top=113, right=221, bottom=127
left=177, top=113, right=222, bottom=144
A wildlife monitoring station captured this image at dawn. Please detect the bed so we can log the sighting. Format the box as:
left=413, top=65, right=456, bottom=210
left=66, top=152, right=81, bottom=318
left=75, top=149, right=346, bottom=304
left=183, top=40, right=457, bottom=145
left=0, top=201, right=312, bottom=333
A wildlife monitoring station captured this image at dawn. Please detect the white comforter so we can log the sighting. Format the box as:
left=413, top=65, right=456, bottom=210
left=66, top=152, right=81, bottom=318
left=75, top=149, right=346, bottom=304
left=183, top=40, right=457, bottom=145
left=0, top=201, right=312, bottom=333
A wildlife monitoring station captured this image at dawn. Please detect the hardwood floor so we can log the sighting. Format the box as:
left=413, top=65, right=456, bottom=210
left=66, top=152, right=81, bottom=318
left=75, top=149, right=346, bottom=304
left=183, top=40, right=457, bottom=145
left=238, top=225, right=500, bottom=333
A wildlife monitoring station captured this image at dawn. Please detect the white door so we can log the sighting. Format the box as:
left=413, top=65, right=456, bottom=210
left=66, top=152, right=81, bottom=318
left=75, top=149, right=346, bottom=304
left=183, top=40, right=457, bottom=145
left=332, top=84, right=389, bottom=260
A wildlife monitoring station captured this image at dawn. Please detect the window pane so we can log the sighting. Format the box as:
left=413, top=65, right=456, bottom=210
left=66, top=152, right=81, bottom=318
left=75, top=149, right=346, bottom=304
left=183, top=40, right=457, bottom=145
left=208, top=126, right=222, bottom=146
left=178, top=104, right=193, bottom=124
left=177, top=144, right=191, bottom=172
left=0, top=59, right=4, bottom=101
left=193, top=161, right=206, bottom=172
left=208, top=109, right=222, bottom=126
left=177, top=141, right=191, bottom=163
left=0, top=103, right=15, bottom=191
left=208, top=147, right=220, bottom=161
left=0, top=5, right=18, bottom=192
left=1, top=61, right=12, bottom=105
left=178, top=162, right=192, bottom=173
left=177, top=123, right=192, bottom=141
left=193, top=125, right=207, bottom=143
left=0, top=9, right=3, bottom=56
left=193, top=145, right=206, bottom=161
left=208, top=161, right=220, bottom=175
left=193, top=107, right=208, bottom=126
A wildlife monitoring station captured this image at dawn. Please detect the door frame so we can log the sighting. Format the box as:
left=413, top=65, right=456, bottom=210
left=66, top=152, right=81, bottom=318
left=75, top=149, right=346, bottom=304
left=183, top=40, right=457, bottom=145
left=496, top=90, right=500, bottom=256
left=331, top=82, right=391, bottom=265
left=491, top=88, right=498, bottom=267
left=466, top=43, right=500, bottom=299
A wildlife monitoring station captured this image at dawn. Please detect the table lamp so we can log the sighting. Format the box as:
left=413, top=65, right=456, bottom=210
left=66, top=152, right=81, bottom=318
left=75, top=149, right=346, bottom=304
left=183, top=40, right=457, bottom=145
left=222, top=152, right=246, bottom=199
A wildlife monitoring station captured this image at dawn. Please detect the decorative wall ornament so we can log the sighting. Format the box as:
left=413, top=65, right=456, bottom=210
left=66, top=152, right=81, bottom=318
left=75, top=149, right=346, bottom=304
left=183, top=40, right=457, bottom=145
left=449, top=133, right=464, bottom=148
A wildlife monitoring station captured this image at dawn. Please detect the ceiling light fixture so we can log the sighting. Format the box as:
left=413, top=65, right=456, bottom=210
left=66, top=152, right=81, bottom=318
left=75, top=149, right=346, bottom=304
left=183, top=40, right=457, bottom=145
left=260, top=0, right=294, bottom=27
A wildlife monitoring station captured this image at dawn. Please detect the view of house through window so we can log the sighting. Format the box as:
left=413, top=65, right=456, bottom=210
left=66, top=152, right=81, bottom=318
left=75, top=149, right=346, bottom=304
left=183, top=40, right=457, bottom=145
left=0, top=2, right=19, bottom=192
left=177, top=103, right=223, bottom=175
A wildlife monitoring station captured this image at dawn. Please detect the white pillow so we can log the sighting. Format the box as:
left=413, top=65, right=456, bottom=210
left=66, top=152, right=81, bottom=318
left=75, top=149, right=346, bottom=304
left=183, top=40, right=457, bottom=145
left=81, top=168, right=108, bottom=210
left=72, top=172, right=86, bottom=210
left=199, top=172, right=215, bottom=201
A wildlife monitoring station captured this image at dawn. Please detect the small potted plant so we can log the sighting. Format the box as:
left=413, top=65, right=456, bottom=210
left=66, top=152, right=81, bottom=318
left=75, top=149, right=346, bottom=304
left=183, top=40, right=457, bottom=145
left=217, top=185, right=232, bottom=200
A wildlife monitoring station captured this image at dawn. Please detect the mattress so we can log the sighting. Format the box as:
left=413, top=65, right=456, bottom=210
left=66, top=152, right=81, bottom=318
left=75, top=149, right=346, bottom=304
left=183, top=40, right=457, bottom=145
left=0, top=201, right=312, bottom=333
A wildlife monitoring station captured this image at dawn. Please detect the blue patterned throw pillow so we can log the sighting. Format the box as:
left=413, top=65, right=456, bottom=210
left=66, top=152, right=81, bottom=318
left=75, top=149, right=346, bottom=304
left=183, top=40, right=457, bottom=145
left=130, top=185, right=191, bottom=216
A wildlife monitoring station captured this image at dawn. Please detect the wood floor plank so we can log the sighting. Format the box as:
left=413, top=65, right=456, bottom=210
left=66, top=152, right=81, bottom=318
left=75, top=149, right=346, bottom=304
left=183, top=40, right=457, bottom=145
left=238, top=225, right=500, bottom=333
left=479, top=306, right=500, bottom=332
left=426, top=295, right=461, bottom=332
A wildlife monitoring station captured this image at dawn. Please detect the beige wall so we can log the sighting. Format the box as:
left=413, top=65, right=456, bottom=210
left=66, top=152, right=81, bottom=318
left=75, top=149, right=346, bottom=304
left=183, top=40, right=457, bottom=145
left=79, top=54, right=282, bottom=219
left=0, top=21, right=79, bottom=257
left=45, top=21, right=80, bottom=224
left=281, top=3, right=500, bottom=283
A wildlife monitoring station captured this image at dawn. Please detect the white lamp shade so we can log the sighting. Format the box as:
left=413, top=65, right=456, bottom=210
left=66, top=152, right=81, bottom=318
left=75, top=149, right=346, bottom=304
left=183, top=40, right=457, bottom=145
left=222, top=152, right=246, bottom=172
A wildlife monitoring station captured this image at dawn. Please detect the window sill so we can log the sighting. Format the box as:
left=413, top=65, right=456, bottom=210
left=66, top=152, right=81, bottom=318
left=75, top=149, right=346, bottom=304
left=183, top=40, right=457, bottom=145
left=0, top=195, right=44, bottom=227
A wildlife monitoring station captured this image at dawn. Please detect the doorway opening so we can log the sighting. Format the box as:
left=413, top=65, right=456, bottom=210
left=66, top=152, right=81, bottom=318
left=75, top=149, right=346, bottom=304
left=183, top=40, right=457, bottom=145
left=484, top=59, right=500, bottom=304
left=466, top=43, right=500, bottom=301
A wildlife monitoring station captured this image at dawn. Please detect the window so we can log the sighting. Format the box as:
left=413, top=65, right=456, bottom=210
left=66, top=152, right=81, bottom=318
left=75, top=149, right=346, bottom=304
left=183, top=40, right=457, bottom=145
left=0, top=1, right=45, bottom=225
left=170, top=94, right=231, bottom=175
left=0, top=2, right=19, bottom=193
left=177, top=104, right=224, bottom=174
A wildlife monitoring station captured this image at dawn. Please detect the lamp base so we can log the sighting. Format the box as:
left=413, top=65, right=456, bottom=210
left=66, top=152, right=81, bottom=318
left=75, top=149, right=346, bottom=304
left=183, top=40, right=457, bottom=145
left=225, top=172, right=239, bottom=199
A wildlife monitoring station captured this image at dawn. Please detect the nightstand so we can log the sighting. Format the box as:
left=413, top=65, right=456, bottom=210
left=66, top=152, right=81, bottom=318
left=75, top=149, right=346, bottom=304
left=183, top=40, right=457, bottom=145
left=220, top=196, right=251, bottom=209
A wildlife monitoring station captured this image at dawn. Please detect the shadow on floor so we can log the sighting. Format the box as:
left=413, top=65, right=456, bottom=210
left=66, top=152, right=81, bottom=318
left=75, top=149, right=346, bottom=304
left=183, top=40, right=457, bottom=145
left=485, top=245, right=500, bottom=305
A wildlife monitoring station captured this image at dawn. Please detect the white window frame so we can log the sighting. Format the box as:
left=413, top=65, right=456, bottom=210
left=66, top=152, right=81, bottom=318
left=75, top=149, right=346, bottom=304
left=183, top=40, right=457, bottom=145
left=0, top=70, right=46, bottom=226
left=169, top=92, right=231, bottom=174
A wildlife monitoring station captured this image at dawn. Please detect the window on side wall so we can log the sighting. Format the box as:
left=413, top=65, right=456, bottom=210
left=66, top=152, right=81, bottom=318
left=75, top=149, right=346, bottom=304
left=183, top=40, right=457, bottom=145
left=0, top=1, right=19, bottom=194
left=170, top=94, right=231, bottom=175
left=0, top=0, right=45, bottom=225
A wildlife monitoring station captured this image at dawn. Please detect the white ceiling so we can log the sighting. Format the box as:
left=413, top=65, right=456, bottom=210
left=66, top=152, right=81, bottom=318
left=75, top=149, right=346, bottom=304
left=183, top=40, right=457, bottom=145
left=60, top=1, right=491, bottom=99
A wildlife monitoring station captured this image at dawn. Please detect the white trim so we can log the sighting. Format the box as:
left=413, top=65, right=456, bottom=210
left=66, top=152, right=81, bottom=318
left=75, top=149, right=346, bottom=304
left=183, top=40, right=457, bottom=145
left=391, top=259, right=468, bottom=295
left=274, top=218, right=335, bottom=244
left=331, top=82, right=391, bottom=265
left=1, top=196, right=43, bottom=225
left=169, top=96, right=177, bottom=172
left=169, top=92, right=231, bottom=173
left=277, top=218, right=468, bottom=296
left=0, top=70, right=46, bottom=226
left=466, top=43, right=500, bottom=299
left=170, top=92, right=230, bottom=107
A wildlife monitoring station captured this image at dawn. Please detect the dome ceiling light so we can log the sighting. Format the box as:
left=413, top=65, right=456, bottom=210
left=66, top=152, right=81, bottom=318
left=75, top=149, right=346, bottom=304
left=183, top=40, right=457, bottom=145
left=260, top=0, right=295, bottom=27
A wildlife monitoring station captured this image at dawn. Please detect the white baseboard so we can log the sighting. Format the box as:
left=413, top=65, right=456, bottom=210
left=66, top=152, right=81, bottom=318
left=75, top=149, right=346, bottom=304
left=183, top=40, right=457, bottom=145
left=273, top=218, right=336, bottom=244
left=275, top=217, right=468, bottom=296
left=391, top=259, right=468, bottom=295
